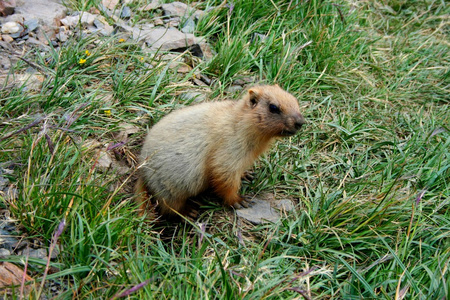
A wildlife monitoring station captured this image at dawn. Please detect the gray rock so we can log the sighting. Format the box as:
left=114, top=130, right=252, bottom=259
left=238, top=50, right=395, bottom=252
left=161, top=1, right=191, bottom=17
left=140, top=0, right=160, bottom=11
left=236, top=199, right=279, bottom=224
left=0, top=229, right=19, bottom=251
left=4, top=13, right=24, bottom=23
left=236, top=197, right=295, bottom=224
left=0, top=248, right=11, bottom=257
left=14, top=0, right=67, bottom=29
left=181, top=17, right=195, bottom=34
left=94, top=17, right=114, bottom=36
left=102, top=0, right=119, bottom=10
left=120, top=6, right=131, bottom=19
left=20, top=247, right=48, bottom=260
left=24, top=19, right=39, bottom=32
left=97, top=150, right=112, bottom=169
left=226, top=85, right=243, bottom=94
left=275, top=199, right=294, bottom=211
left=143, top=28, right=200, bottom=51
left=55, top=30, right=68, bottom=42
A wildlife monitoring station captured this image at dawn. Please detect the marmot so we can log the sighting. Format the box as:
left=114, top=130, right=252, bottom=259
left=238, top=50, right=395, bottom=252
left=136, top=85, right=305, bottom=216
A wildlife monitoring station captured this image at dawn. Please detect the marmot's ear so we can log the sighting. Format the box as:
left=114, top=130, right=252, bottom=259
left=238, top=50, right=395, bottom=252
left=248, top=88, right=261, bottom=108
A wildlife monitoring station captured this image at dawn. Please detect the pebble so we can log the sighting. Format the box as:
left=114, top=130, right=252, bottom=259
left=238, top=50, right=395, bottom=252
left=120, top=6, right=131, bottom=19
left=181, top=17, right=195, bottom=33
left=1, top=21, right=21, bottom=34
left=24, top=19, right=39, bottom=32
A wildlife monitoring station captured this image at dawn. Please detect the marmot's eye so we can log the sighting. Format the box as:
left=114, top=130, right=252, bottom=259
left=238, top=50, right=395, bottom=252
left=269, top=104, right=281, bottom=114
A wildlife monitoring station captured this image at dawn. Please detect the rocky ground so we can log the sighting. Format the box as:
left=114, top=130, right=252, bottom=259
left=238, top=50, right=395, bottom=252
left=0, top=0, right=294, bottom=296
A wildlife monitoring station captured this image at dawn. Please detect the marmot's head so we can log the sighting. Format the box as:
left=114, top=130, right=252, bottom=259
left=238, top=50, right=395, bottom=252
left=245, top=85, right=305, bottom=138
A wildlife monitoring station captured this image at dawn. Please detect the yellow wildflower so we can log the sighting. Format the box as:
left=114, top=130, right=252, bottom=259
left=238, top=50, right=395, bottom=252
left=85, top=50, right=91, bottom=56
left=140, top=57, right=144, bottom=61
left=103, top=109, right=112, bottom=116
left=79, top=58, right=87, bottom=64
left=119, top=38, right=125, bottom=43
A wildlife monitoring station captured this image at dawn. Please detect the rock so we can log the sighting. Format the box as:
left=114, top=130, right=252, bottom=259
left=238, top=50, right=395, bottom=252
left=153, top=18, right=164, bottom=26
left=0, top=0, right=15, bottom=16
left=14, top=0, right=67, bottom=29
left=143, top=28, right=200, bottom=51
left=226, top=85, right=243, bottom=93
left=181, top=17, right=195, bottom=33
left=0, top=229, right=19, bottom=251
left=20, top=247, right=48, bottom=260
left=236, top=198, right=279, bottom=224
left=55, top=30, right=68, bottom=42
left=236, top=196, right=295, bottom=224
left=23, top=37, right=50, bottom=50
left=140, top=0, right=160, bottom=11
left=275, top=199, right=295, bottom=211
left=189, top=41, right=215, bottom=60
left=17, top=73, right=45, bottom=91
left=114, top=123, right=139, bottom=141
left=1, top=21, right=20, bottom=34
left=165, top=17, right=180, bottom=28
left=0, top=248, right=10, bottom=257
left=94, top=16, right=114, bottom=36
left=1, top=34, right=13, bottom=42
left=120, top=6, right=131, bottom=19
left=161, top=1, right=191, bottom=17
left=4, top=13, right=23, bottom=23
left=0, top=262, right=33, bottom=295
left=61, top=12, right=96, bottom=28
left=102, top=0, right=119, bottom=10
left=24, top=19, right=39, bottom=32
left=97, top=149, right=112, bottom=169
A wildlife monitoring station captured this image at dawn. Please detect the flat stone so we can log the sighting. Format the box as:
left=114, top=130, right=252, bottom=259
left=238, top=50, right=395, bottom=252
left=0, top=248, right=10, bottom=257
left=226, top=85, right=243, bottom=93
left=0, top=229, right=19, bottom=251
left=181, top=17, right=195, bottom=33
left=102, top=0, right=119, bottom=10
left=143, top=27, right=200, bottom=51
left=20, top=247, right=48, bottom=260
left=14, top=0, right=67, bottom=29
left=236, top=196, right=295, bottom=224
left=24, top=19, right=39, bottom=32
left=236, top=198, right=279, bottom=224
left=120, top=6, right=131, bottom=19
left=140, top=0, right=160, bottom=11
left=97, top=149, right=112, bottom=169
left=161, top=1, right=191, bottom=17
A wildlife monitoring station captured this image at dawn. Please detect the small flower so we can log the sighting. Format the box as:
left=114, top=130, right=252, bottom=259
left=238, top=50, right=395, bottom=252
left=79, top=58, right=87, bottom=64
left=85, top=50, right=91, bottom=56
left=119, top=38, right=125, bottom=43
left=103, top=109, right=112, bottom=116
left=140, top=57, right=144, bottom=61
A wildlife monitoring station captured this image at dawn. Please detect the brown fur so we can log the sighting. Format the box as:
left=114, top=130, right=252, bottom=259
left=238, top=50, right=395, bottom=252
left=136, top=85, right=305, bottom=216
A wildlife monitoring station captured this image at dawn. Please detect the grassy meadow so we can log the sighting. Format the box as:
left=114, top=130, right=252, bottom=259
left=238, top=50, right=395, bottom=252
left=0, top=0, right=449, bottom=298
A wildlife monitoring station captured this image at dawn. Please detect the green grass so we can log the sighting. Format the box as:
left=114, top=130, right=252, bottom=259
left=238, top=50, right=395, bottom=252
left=0, top=0, right=449, bottom=298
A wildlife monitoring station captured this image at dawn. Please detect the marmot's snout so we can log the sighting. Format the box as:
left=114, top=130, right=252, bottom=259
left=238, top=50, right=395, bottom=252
left=294, top=114, right=306, bottom=130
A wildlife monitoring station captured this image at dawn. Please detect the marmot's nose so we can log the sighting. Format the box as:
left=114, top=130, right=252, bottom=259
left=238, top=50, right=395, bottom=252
left=294, top=114, right=306, bottom=130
